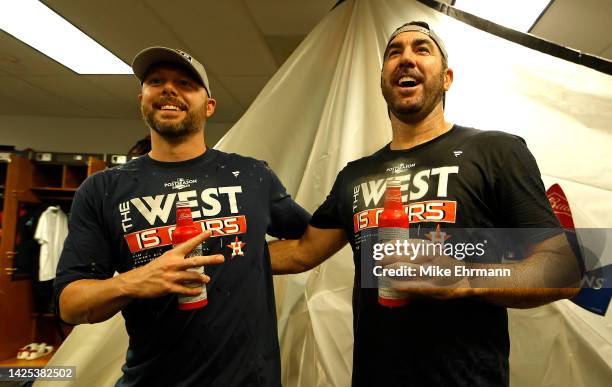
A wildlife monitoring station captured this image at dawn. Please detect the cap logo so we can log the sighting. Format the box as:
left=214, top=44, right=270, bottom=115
left=385, top=22, right=448, bottom=63
left=395, top=25, right=428, bottom=36
left=174, top=49, right=192, bottom=62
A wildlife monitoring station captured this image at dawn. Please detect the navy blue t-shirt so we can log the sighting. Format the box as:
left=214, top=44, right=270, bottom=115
left=310, top=126, right=561, bottom=387
left=55, top=149, right=310, bottom=387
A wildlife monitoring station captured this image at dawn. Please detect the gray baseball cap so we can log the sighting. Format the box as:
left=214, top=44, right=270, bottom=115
left=132, top=46, right=211, bottom=97
left=385, top=21, right=448, bottom=62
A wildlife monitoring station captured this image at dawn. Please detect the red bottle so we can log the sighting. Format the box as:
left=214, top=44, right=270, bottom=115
left=377, top=180, right=410, bottom=307
left=172, top=201, right=208, bottom=310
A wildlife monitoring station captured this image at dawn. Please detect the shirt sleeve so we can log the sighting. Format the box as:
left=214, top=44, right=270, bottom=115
left=264, top=163, right=311, bottom=239
left=310, top=169, right=345, bottom=229
left=35, top=210, right=50, bottom=281
left=34, top=210, right=47, bottom=244
left=491, top=134, right=561, bottom=242
left=53, top=175, right=117, bottom=312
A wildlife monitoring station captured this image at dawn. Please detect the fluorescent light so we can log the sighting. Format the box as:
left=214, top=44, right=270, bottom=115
left=0, top=0, right=131, bottom=74
left=454, top=0, right=551, bottom=32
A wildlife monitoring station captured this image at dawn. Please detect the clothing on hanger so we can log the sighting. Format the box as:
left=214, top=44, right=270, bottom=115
left=34, top=206, right=68, bottom=281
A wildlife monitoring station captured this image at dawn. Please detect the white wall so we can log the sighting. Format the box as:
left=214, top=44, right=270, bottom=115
left=0, top=115, right=232, bottom=154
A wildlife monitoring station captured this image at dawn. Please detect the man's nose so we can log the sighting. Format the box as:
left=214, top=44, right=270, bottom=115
left=161, top=81, right=178, bottom=95
left=398, top=49, right=417, bottom=67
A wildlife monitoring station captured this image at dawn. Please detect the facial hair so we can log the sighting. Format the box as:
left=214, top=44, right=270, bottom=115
left=382, top=67, right=446, bottom=121
left=141, top=98, right=204, bottom=142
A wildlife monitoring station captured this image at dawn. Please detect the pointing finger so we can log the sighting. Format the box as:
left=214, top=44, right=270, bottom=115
left=173, top=231, right=212, bottom=255
left=182, top=254, right=225, bottom=269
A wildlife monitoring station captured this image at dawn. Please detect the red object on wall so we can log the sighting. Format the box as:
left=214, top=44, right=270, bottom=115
left=546, top=183, right=575, bottom=230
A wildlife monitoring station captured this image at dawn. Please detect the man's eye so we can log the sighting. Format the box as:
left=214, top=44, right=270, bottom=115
left=179, top=80, right=194, bottom=88
left=388, top=50, right=400, bottom=57
left=417, top=47, right=430, bottom=54
left=148, top=78, right=162, bottom=85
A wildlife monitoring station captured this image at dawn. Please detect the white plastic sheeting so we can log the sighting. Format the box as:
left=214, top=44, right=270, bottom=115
left=38, top=0, right=612, bottom=386
left=37, top=313, right=127, bottom=386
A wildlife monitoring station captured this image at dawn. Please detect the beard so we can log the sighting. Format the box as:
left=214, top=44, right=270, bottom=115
left=141, top=100, right=204, bottom=142
left=382, top=68, right=446, bottom=121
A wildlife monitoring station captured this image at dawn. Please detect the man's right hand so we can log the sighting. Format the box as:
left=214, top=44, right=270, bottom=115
left=119, top=231, right=225, bottom=298
left=59, top=231, right=225, bottom=324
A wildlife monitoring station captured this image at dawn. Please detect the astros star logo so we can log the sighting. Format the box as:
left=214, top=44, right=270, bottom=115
left=227, top=236, right=246, bottom=258
left=425, top=224, right=451, bottom=244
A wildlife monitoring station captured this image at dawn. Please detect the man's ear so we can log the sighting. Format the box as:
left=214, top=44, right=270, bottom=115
left=444, top=67, right=454, bottom=91
left=206, top=98, right=216, bottom=118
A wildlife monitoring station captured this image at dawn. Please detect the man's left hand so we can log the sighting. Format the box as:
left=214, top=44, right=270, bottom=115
left=378, top=238, right=473, bottom=300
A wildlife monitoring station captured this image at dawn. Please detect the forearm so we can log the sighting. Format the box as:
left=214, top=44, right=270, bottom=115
left=269, top=239, right=313, bottom=274
left=469, top=287, right=578, bottom=308
left=466, top=237, right=581, bottom=307
left=59, top=232, right=220, bottom=324
left=59, top=275, right=133, bottom=324
left=269, top=226, right=347, bottom=274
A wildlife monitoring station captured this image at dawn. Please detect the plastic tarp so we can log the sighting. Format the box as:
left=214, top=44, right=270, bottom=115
left=38, top=0, right=612, bottom=386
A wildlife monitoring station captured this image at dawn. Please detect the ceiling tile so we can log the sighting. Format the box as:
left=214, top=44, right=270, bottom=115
left=216, top=76, right=270, bottom=109
left=264, top=35, right=304, bottom=66
left=245, top=0, right=336, bottom=35
left=22, top=75, right=138, bottom=119
left=83, top=75, right=141, bottom=105
left=0, top=76, right=92, bottom=117
left=530, top=0, right=612, bottom=56
left=144, top=0, right=278, bottom=76
left=206, top=75, right=246, bottom=123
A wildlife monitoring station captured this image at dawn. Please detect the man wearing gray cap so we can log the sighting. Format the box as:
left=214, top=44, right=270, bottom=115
left=55, top=47, right=310, bottom=386
left=270, top=21, right=579, bottom=386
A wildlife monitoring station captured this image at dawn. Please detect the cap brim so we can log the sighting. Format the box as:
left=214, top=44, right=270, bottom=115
left=131, top=47, right=205, bottom=86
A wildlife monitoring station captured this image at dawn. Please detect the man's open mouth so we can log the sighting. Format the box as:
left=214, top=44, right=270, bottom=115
left=397, top=75, right=420, bottom=88
left=159, top=104, right=181, bottom=111
left=154, top=101, right=186, bottom=111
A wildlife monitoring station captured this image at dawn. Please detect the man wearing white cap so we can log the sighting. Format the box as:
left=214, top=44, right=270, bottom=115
left=270, top=21, right=580, bottom=386
left=55, top=47, right=310, bottom=386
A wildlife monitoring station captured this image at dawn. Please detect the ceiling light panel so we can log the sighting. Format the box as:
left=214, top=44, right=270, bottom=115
left=0, top=0, right=131, bottom=74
